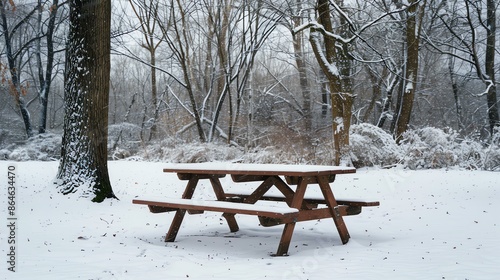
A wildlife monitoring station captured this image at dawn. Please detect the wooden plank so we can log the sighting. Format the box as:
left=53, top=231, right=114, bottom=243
left=209, top=177, right=239, bottom=232
left=177, top=173, right=226, bottom=180
left=165, top=177, right=199, bottom=242
left=285, top=174, right=336, bottom=185
left=133, top=198, right=299, bottom=219
left=224, top=193, right=380, bottom=207
left=231, top=174, right=269, bottom=182
left=241, top=177, right=275, bottom=204
left=317, top=175, right=350, bottom=244
left=273, top=176, right=308, bottom=256
left=258, top=206, right=362, bottom=227
left=147, top=205, right=179, bottom=213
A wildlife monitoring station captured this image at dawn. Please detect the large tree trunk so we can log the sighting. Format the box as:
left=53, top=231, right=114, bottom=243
left=57, top=0, right=116, bottom=202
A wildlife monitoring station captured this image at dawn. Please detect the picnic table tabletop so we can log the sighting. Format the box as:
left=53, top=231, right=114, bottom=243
left=162, top=162, right=356, bottom=176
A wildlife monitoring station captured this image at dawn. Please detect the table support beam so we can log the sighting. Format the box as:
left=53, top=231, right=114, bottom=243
left=317, top=175, right=350, bottom=244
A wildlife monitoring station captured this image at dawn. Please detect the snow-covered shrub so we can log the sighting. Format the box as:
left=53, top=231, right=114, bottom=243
left=240, top=146, right=304, bottom=164
left=454, top=138, right=484, bottom=170
left=401, top=127, right=458, bottom=169
left=108, top=123, right=143, bottom=157
left=7, top=133, right=61, bottom=161
left=349, top=123, right=402, bottom=167
left=483, top=128, right=500, bottom=171
left=139, top=139, right=244, bottom=163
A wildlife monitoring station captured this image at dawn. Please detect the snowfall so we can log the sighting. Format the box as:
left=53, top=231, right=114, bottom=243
left=1, top=160, right=499, bottom=280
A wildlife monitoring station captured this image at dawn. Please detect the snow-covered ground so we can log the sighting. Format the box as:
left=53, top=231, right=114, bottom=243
left=1, top=161, right=499, bottom=279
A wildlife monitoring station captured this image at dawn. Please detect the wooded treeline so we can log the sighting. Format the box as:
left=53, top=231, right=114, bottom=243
left=1, top=0, right=500, bottom=164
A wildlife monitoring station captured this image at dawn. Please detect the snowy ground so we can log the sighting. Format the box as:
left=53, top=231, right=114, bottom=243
left=1, top=161, right=499, bottom=280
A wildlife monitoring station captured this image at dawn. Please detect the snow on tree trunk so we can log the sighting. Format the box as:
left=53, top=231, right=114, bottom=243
left=310, top=0, right=353, bottom=166
left=393, top=0, right=425, bottom=143
left=57, top=0, right=116, bottom=202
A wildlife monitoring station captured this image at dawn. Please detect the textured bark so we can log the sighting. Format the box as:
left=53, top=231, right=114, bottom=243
left=292, top=0, right=312, bottom=131
left=485, top=0, right=500, bottom=133
left=393, top=0, right=425, bottom=143
left=57, top=0, right=116, bottom=202
left=310, top=0, right=352, bottom=165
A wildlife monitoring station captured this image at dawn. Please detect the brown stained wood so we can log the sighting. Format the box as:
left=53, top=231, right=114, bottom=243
left=134, top=164, right=377, bottom=256
left=271, top=176, right=298, bottom=206
left=148, top=205, right=178, bottom=213
left=231, top=174, right=269, bottom=182
left=165, top=209, right=186, bottom=242
left=258, top=216, right=284, bottom=227
left=317, top=175, right=350, bottom=244
left=132, top=199, right=299, bottom=220
left=259, top=206, right=362, bottom=227
left=337, top=200, right=380, bottom=207
left=177, top=173, right=226, bottom=180
left=183, top=177, right=201, bottom=214
left=163, top=176, right=200, bottom=241
left=285, top=174, right=336, bottom=185
left=274, top=176, right=309, bottom=256
left=209, top=176, right=240, bottom=231
left=242, top=177, right=275, bottom=204
left=275, top=223, right=296, bottom=256
left=224, top=193, right=379, bottom=208
left=223, top=213, right=239, bottom=232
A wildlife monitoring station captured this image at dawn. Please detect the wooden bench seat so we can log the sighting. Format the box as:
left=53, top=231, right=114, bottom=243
left=132, top=197, right=299, bottom=221
left=224, top=192, right=380, bottom=207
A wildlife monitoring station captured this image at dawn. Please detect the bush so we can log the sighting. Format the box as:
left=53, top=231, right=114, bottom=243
left=349, top=123, right=402, bottom=168
left=483, top=128, right=500, bottom=171
left=400, top=127, right=458, bottom=169
left=6, top=133, right=61, bottom=161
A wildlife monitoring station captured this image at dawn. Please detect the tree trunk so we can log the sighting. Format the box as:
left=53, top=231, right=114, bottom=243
left=292, top=0, right=312, bottom=131
left=393, top=0, right=425, bottom=143
left=209, top=0, right=232, bottom=142
left=148, top=46, right=159, bottom=141
left=310, top=0, right=352, bottom=165
left=485, top=0, right=500, bottom=134
left=377, top=72, right=400, bottom=128
left=362, top=66, right=382, bottom=123
left=447, top=51, right=465, bottom=131
left=37, top=0, right=59, bottom=134
left=57, top=0, right=116, bottom=202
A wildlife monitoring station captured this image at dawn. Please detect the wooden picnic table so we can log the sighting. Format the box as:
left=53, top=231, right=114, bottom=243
left=133, top=163, right=379, bottom=256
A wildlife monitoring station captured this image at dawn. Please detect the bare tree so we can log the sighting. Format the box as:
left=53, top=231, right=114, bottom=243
left=307, top=0, right=355, bottom=165
left=426, top=0, right=500, bottom=135
left=128, top=0, right=164, bottom=141
left=0, top=1, right=38, bottom=138
left=392, top=0, right=426, bottom=143
left=35, top=0, right=63, bottom=134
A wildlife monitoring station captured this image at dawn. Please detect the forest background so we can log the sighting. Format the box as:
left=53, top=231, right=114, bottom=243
left=1, top=0, right=500, bottom=170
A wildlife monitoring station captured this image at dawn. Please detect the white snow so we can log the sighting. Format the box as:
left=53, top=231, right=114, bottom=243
left=1, top=161, right=499, bottom=279
left=162, top=162, right=355, bottom=174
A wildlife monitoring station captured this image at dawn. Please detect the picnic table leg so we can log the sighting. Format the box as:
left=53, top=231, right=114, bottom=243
left=165, top=177, right=199, bottom=242
left=317, top=175, right=350, bottom=244
left=209, top=176, right=239, bottom=232
left=274, top=176, right=309, bottom=256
